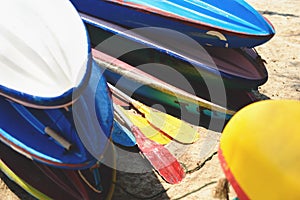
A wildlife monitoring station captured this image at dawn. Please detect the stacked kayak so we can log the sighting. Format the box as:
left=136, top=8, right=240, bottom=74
left=68, top=0, right=274, bottom=114
left=74, top=13, right=269, bottom=123
left=1, top=0, right=280, bottom=198
left=92, top=48, right=259, bottom=126
left=0, top=0, right=113, bottom=169
left=83, top=14, right=268, bottom=90
left=0, top=142, right=116, bottom=200
left=0, top=0, right=115, bottom=199
left=0, top=61, right=112, bottom=169
left=70, top=0, right=275, bottom=48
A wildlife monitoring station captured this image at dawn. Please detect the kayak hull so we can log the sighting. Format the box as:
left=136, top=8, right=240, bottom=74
left=0, top=142, right=116, bottom=200
left=0, top=0, right=91, bottom=108
left=83, top=14, right=268, bottom=90
left=219, top=100, right=300, bottom=199
left=92, top=49, right=261, bottom=129
left=0, top=62, right=113, bottom=169
left=70, top=0, right=275, bottom=48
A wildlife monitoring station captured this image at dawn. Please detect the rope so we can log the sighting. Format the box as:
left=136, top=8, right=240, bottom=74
left=78, top=170, right=102, bottom=194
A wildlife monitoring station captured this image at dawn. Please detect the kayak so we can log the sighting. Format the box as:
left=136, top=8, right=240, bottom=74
left=0, top=160, right=51, bottom=200
left=219, top=100, right=300, bottom=199
left=83, top=13, right=268, bottom=90
left=92, top=48, right=261, bottom=130
left=0, top=1, right=113, bottom=169
left=0, top=142, right=116, bottom=200
left=70, top=0, right=275, bottom=48
left=0, top=61, right=113, bottom=169
left=0, top=0, right=91, bottom=108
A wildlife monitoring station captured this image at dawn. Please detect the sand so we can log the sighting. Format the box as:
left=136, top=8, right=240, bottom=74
left=1, top=0, right=299, bottom=199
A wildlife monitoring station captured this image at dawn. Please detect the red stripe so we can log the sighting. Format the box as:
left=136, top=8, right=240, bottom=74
left=0, top=91, right=77, bottom=109
left=218, top=147, right=250, bottom=200
left=0, top=134, right=91, bottom=169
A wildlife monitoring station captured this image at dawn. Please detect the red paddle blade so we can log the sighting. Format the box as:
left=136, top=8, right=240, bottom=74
left=144, top=146, right=185, bottom=184
left=132, top=126, right=185, bottom=184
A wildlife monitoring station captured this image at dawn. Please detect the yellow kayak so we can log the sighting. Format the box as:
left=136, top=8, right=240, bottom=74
left=219, top=100, right=300, bottom=200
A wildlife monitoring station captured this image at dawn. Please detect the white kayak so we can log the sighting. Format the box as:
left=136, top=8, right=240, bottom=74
left=0, top=0, right=91, bottom=108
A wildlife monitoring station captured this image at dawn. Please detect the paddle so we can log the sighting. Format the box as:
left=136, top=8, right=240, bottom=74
left=109, top=84, right=200, bottom=144
left=116, top=110, right=172, bottom=145
left=92, top=50, right=236, bottom=116
left=113, top=90, right=171, bottom=145
left=113, top=104, right=185, bottom=184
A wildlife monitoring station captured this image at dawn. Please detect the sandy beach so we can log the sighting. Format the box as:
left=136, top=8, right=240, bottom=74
left=1, top=0, right=299, bottom=199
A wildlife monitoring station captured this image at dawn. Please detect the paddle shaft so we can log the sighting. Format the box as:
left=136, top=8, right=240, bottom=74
left=93, top=53, right=235, bottom=116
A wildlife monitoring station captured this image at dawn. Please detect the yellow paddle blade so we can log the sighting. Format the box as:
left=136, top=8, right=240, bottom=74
left=132, top=101, right=200, bottom=144
left=0, top=160, right=52, bottom=200
left=122, top=110, right=172, bottom=145
left=219, top=100, right=300, bottom=200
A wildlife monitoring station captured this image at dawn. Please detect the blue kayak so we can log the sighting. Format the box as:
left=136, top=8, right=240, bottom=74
left=70, top=0, right=275, bottom=48
left=82, top=14, right=268, bottom=90
left=0, top=0, right=117, bottom=169
left=0, top=61, right=113, bottom=169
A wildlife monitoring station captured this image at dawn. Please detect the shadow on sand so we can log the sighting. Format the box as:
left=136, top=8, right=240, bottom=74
left=259, top=10, right=299, bottom=17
